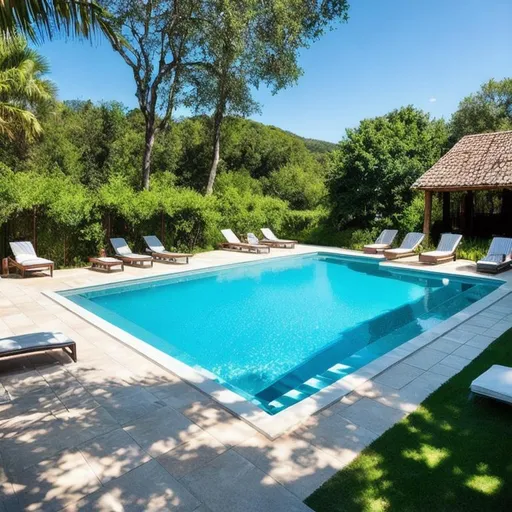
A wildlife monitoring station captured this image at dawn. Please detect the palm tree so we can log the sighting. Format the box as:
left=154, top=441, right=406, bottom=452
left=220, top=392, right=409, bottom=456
left=0, top=34, right=56, bottom=140
left=0, top=1, right=115, bottom=42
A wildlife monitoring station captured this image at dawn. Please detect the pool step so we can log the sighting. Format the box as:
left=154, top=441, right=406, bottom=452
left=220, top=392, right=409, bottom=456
left=256, top=283, right=492, bottom=414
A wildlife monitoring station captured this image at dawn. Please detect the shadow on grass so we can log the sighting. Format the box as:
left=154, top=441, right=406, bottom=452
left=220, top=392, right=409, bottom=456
left=306, top=329, right=512, bottom=512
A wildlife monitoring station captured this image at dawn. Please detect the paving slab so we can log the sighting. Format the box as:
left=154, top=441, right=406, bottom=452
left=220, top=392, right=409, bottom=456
left=293, top=414, right=378, bottom=466
left=235, top=432, right=344, bottom=500
left=181, top=450, right=312, bottom=512
left=157, top=431, right=227, bottom=480
left=339, top=397, right=407, bottom=436
left=181, top=402, right=256, bottom=448
left=11, top=449, right=101, bottom=512
left=404, top=347, right=448, bottom=370
left=70, top=459, right=201, bottom=512
left=79, top=429, right=151, bottom=484
left=123, top=405, right=201, bottom=457
left=373, top=362, right=424, bottom=389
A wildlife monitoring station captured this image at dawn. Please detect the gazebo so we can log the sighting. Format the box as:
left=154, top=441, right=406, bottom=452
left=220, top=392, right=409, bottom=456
left=412, top=130, right=512, bottom=239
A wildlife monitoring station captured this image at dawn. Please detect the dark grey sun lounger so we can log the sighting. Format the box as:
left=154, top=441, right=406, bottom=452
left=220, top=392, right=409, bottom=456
left=477, top=237, right=512, bottom=274
left=0, top=332, right=77, bottom=363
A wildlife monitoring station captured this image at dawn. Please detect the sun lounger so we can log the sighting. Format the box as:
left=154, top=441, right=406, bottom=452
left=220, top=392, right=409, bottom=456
left=477, top=237, right=512, bottom=274
left=8, top=241, right=54, bottom=277
left=260, top=228, right=296, bottom=249
left=110, top=238, right=153, bottom=267
left=363, top=229, right=398, bottom=254
left=470, top=364, right=512, bottom=405
left=419, top=233, right=462, bottom=264
left=0, top=332, right=76, bottom=363
left=383, top=232, right=425, bottom=260
left=220, top=229, right=270, bottom=253
left=89, top=257, right=124, bottom=272
left=143, top=236, right=192, bottom=264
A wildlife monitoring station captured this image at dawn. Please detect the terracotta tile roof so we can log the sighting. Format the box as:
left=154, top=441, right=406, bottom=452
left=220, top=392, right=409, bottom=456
left=412, top=130, right=512, bottom=191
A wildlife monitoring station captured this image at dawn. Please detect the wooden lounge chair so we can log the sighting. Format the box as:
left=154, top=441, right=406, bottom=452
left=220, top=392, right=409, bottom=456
left=383, top=232, right=425, bottom=260
left=143, top=235, right=192, bottom=264
left=363, top=229, right=398, bottom=254
left=419, top=233, right=462, bottom=265
left=110, top=238, right=153, bottom=267
left=219, top=229, right=270, bottom=254
left=89, top=257, right=124, bottom=272
left=260, top=228, right=297, bottom=249
left=0, top=332, right=76, bottom=363
left=8, top=241, right=54, bottom=277
left=477, top=237, right=512, bottom=274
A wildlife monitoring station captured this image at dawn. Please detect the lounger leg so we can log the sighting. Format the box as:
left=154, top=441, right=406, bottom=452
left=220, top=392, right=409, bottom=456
left=63, top=344, right=77, bottom=362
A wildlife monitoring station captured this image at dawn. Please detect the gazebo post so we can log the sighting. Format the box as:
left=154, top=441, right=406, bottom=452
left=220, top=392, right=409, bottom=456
left=423, top=190, right=432, bottom=243
left=442, top=192, right=450, bottom=231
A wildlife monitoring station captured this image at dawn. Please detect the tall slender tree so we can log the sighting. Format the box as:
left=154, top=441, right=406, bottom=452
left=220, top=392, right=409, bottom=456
left=0, top=34, right=56, bottom=141
left=190, top=0, right=350, bottom=195
left=100, top=0, right=202, bottom=190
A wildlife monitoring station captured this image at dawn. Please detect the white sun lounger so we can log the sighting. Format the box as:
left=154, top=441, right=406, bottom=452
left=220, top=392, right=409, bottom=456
left=363, top=229, right=398, bottom=254
left=477, top=237, right=512, bottom=274
left=8, top=241, right=54, bottom=277
left=419, top=233, right=463, bottom=264
left=143, top=235, right=192, bottom=264
left=220, top=229, right=270, bottom=254
left=260, top=228, right=296, bottom=249
left=383, top=232, right=425, bottom=260
left=110, top=238, right=153, bottom=267
left=0, top=332, right=76, bottom=363
left=471, top=365, right=512, bottom=405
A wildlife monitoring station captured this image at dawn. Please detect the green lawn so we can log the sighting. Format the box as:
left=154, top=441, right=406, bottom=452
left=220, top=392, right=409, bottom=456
left=306, top=329, right=512, bottom=512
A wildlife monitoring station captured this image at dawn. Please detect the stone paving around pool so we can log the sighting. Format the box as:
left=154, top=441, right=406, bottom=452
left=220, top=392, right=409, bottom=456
left=0, top=245, right=511, bottom=511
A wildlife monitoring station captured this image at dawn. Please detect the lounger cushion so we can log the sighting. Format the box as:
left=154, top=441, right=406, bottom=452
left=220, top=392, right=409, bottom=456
left=0, top=332, right=71, bottom=354
left=247, top=233, right=260, bottom=245
left=478, top=254, right=506, bottom=264
left=261, top=228, right=277, bottom=241
left=15, top=257, right=53, bottom=266
left=122, top=253, right=152, bottom=260
left=420, top=250, right=453, bottom=258
left=385, top=248, right=413, bottom=255
left=221, top=229, right=241, bottom=244
left=470, top=364, right=512, bottom=404
left=143, top=235, right=166, bottom=253
left=10, top=241, right=54, bottom=266
left=364, top=243, right=390, bottom=250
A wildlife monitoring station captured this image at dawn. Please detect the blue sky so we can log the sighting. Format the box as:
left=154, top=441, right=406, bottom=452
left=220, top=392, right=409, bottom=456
left=37, top=0, right=511, bottom=142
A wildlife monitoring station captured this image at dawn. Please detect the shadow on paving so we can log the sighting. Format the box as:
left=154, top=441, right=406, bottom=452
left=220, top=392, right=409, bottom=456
left=0, top=341, right=314, bottom=512
left=305, top=329, right=512, bottom=512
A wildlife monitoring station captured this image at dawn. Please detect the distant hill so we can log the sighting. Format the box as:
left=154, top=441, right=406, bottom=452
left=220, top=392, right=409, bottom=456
left=283, top=130, right=337, bottom=154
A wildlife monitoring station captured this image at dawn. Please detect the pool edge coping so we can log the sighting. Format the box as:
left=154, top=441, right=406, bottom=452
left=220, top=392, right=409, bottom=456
left=44, top=252, right=511, bottom=439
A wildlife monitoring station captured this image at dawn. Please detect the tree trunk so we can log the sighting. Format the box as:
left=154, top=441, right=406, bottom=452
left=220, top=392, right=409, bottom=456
left=206, top=109, right=224, bottom=196
left=142, top=126, right=156, bottom=190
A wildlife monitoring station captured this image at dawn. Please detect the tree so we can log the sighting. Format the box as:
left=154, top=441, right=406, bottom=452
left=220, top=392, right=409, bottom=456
left=0, top=35, right=55, bottom=141
left=100, top=0, right=202, bottom=190
left=189, top=0, right=349, bottom=195
left=328, top=106, right=448, bottom=229
left=450, top=78, right=512, bottom=143
left=0, top=0, right=115, bottom=42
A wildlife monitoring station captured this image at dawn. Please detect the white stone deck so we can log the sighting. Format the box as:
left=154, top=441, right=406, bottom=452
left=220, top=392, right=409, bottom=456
left=1, top=245, right=511, bottom=511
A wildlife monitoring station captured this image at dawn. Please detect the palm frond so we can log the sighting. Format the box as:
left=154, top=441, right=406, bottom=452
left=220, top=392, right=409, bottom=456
left=0, top=0, right=118, bottom=43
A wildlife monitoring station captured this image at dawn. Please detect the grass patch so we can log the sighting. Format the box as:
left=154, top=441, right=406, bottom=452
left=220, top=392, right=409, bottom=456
left=305, top=329, right=512, bottom=512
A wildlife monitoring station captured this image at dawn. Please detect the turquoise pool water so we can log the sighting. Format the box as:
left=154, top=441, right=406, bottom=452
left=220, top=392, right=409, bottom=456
left=62, top=254, right=501, bottom=414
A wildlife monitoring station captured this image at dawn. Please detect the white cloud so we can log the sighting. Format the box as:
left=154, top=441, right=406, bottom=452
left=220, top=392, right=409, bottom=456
left=429, top=97, right=437, bottom=103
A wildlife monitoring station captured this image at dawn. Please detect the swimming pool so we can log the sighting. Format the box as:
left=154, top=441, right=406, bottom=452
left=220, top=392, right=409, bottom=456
left=59, top=253, right=501, bottom=416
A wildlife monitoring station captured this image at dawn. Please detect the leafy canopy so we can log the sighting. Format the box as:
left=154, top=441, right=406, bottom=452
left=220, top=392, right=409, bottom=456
left=450, top=78, right=512, bottom=143
left=327, top=106, right=448, bottom=229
